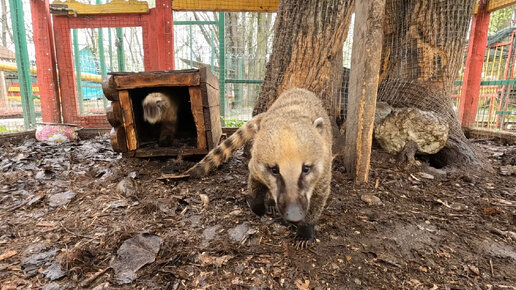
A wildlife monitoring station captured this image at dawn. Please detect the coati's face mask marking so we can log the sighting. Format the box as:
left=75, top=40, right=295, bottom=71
left=253, top=117, right=326, bottom=223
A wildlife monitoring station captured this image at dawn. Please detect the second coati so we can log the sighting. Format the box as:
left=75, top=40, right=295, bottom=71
left=142, top=91, right=180, bottom=147
left=186, top=88, right=333, bottom=246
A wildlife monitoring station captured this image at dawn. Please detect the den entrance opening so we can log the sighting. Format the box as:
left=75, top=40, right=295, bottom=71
left=130, top=87, right=197, bottom=149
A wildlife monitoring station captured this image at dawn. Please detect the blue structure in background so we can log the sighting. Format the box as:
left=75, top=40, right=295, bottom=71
left=79, top=48, right=104, bottom=100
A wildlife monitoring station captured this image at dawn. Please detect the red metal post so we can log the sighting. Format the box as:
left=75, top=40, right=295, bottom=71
left=30, top=0, right=61, bottom=123
left=52, top=16, right=77, bottom=124
left=143, top=0, right=174, bottom=71
left=458, top=0, right=491, bottom=127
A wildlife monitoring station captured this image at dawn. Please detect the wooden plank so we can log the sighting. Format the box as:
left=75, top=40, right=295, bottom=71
left=118, top=90, right=138, bottom=151
left=114, top=71, right=200, bottom=90
left=188, top=87, right=207, bottom=150
left=106, top=101, right=122, bottom=127
left=0, top=130, right=36, bottom=144
left=463, top=127, right=516, bottom=144
left=102, top=75, right=118, bottom=101
left=77, top=128, right=110, bottom=139
left=344, top=0, right=385, bottom=184
left=199, top=74, right=221, bottom=149
left=110, top=127, right=128, bottom=153
left=204, top=106, right=223, bottom=149
left=133, top=147, right=208, bottom=158
left=172, top=0, right=279, bottom=12
left=0, top=71, right=7, bottom=107
left=200, top=67, right=219, bottom=93
left=200, top=79, right=220, bottom=108
left=474, top=0, right=516, bottom=13
left=50, top=0, right=149, bottom=15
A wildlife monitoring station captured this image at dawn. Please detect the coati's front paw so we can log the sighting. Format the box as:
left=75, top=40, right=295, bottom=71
left=246, top=195, right=266, bottom=216
left=294, top=224, right=315, bottom=249
left=158, top=135, right=174, bottom=147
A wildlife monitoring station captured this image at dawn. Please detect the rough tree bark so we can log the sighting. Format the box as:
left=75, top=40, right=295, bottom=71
left=1, top=0, right=13, bottom=47
left=253, top=0, right=355, bottom=121
left=377, top=0, right=484, bottom=167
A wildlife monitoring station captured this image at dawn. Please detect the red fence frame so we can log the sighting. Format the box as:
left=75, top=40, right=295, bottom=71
left=31, top=0, right=174, bottom=127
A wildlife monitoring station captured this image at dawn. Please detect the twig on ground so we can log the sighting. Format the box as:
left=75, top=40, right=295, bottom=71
left=79, top=267, right=110, bottom=287
left=60, top=222, right=97, bottom=240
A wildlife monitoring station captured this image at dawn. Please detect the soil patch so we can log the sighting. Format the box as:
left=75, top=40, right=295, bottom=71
left=0, top=135, right=515, bottom=289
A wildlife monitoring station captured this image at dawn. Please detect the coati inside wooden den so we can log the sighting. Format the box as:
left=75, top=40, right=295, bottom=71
left=104, top=68, right=222, bottom=158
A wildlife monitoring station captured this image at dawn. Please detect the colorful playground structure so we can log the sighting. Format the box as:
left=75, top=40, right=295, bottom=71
left=1, top=0, right=516, bottom=132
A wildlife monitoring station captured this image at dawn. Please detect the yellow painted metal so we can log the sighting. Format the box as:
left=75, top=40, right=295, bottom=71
left=0, top=62, right=37, bottom=74
left=51, top=0, right=148, bottom=15
left=484, top=48, right=491, bottom=76
left=0, top=62, right=102, bottom=82
left=8, top=86, right=39, bottom=93
left=8, top=96, right=41, bottom=102
left=496, top=47, right=504, bottom=79
left=475, top=0, right=516, bottom=13
left=487, top=0, right=516, bottom=12
left=172, top=0, right=279, bottom=12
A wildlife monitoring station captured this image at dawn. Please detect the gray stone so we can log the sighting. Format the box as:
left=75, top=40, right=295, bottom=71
left=228, top=223, right=256, bottom=243
left=41, top=282, right=65, bottom=290
left=201, top=225, right=222, bottom=248
left=374, top=108, right=449, bottom=155
left=360, top=194, right=383, bottom=206
left=22, top=249, right=58, bottom=277
left=110, top=233, right=163, bottom=285
left=418, top=172, right=435, bottom=180
left=374, top=102, right=393, bottom=124
left=42, top=261, right=66, bottom=280
left=48, top=191, right=76, bottom=207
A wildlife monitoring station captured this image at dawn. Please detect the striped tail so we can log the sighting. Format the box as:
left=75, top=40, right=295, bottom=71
left=186, top=114, right=264, bottom=178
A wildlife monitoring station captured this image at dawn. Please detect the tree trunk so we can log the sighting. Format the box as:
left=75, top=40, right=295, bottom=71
left=253, top=0, right=354, bottom=121
left=1, top=0, right=12, bottom=47
left=256, top=13, right=272, bottom=80
left=378, top=0, right=485, bottom=168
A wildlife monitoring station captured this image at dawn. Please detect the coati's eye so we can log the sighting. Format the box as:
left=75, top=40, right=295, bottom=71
left=270, top=166, right=280, bottom=176
left=302, top=164, right=311, bottom=174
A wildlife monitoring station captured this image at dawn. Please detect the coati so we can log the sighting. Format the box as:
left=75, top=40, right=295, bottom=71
left=186, top=88, right=333, bottom=247
left=142, top=91, right=180, bottom=147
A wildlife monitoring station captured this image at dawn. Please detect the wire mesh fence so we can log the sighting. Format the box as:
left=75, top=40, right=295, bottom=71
left=453, top=27, right=516, bottom=131
left=0, top=0, right=40, bottom=133
left=70, top=27, right=145, bottom=117
left=2, top=1, right=515, bottom=134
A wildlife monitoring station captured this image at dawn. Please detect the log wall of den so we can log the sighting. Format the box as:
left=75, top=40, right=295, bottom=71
left=103, top=68, right=222, bottom=157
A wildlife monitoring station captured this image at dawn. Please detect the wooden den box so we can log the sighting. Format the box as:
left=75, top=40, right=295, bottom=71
left=103, top=68, right=222, bottom=157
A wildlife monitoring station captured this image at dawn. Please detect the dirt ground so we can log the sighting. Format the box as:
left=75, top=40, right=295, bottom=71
left=0, top=134, right=515, bottom=289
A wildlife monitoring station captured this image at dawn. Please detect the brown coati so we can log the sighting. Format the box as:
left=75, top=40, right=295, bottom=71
left=142, top=91, right=180, bottom=147
left=186, top=88, right=333, bottom=247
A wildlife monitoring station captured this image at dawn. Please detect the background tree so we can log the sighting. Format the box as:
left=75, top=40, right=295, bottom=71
left=253, top=0, right=355, bottom=121
left=377, top=0, right=482, bottom=167
left=488, top=5, right=516, bottom=35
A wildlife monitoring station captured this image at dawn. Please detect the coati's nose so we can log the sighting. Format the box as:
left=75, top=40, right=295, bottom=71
left=284, top=203, right=305, bottom=223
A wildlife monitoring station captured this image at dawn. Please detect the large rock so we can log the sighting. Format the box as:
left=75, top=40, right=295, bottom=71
left=374, top=108, right=449, bottom=155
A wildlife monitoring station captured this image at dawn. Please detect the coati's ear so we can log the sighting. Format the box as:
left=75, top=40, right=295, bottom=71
left=313, top=117, right=324, bottom=133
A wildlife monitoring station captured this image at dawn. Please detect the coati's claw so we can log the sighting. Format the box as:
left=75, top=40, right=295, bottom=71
left=294, top=224, right=315, bottom=249
left=265, top=199, right=278, bottom=217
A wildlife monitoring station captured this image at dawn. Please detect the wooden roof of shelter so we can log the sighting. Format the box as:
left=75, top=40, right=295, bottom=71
left=0, top=46, right=15, bottom=61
